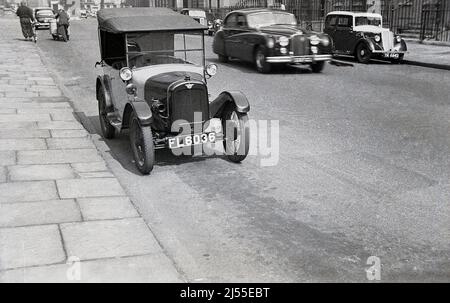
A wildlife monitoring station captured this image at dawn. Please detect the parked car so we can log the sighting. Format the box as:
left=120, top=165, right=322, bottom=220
left=95, top=8, right=251, bottom=174
left=34, top=7, right=55, bottom=29
left=213, top=8, right=332, bottom=73
left=324, top=11, right=407, bottom=63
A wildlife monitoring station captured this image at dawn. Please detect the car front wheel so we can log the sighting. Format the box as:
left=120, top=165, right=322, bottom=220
left=254, top=46, right=271, bottom=73
left=310, top=61, right=325, bottom=73
left=222, top=107, right=250, bottom=163
left=130, top=113, right=155, bottom=175
left=356, top=43, right=372, bottom=64
left=98, top=88, right=115, bottom=139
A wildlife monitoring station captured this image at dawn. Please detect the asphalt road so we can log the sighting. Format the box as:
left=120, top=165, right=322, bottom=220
left=34, top=19, right=450, bottom=282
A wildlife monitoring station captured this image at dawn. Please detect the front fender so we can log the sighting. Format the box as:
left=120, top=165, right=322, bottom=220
left=96, top=75, right=113, bottom=111
left=125, top=99, right=153, bottom=127
left=210, top=91, right=250, bottom=119
left=213, top=30, right=226, bottom=55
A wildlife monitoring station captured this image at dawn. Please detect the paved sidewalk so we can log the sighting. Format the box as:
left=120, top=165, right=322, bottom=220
left=404, top=40, right=450, bottom=70
left=0, top=18, right=182, bottom=282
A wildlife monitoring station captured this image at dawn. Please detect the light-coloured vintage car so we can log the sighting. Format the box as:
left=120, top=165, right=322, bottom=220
left=324, top=11, right=407, bottom=63
left=95, top=8, right=250, bottom=174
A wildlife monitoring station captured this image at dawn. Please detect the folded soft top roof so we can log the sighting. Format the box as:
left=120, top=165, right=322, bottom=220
left=97, top=8, right=207, bottom=33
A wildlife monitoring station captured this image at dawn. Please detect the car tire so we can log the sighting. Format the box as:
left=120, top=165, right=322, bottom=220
left=98, top=88, right=115, bottom=139
left=218, top=54, right=228, bottom=63
left=310, top=61, right=325, bottom=73
left=130, top=113, right=155, bottom=175
left=221, top=106, right=250, bottom=163
left=254, top=46, right=271, bottom=73
left=356, top=43, right=371, bottom=64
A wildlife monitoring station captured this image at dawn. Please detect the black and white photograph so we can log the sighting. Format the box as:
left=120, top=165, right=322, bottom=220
left=0, top=0, right=449, bottom=287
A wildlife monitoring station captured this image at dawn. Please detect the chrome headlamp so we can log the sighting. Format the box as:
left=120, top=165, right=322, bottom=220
left=278, top=36, right=289, bottom=47
left=395, top=35, right=402, bottom=43
left=321, top=36, right=330, bottom=46
left=119, top=67, right=133, bottom=81
left=310, top=35, right=320, bottom=45
left=374, top=35, right=381, bottom=43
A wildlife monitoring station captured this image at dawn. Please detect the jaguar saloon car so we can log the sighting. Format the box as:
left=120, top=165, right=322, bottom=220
left=95, top=8, right=250, bottom=174
left=34, top=7, right=55, bottom=29
left=213, top=8, right=332, bottom=73
left=324, top=11, right=407, bottom=63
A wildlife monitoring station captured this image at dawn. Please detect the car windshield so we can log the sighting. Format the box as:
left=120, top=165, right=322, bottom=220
left=247, top=12, right=297, bottom=28
left=126, top=31, right=204, bottom=68
left=188, top=10, right=206, bottom=18
left=355, top=16, right=382, bottom=27
left=36, top=10, right=53, bottom=17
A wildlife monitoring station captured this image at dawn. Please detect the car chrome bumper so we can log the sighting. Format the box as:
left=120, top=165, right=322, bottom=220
left=372, top=50, right=407, bottom=54
left=266, top=54, right=332, bottom=64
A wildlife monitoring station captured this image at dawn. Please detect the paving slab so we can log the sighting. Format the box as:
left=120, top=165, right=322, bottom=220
left=0, top=139, right=47, bottom=151
left=8, top=164, right=76, bottom=181
left=57, top=178, right=125, bottom=198
left=0, top=225, right=65, bottom=270
left=78, top=172, right=115, bottom=178
left=46, top=138, right=95, bottom=150
left=18, top=149, right=103, bottom=165
left=0, top=181, right=58, bottom=203
left=0, top=254, right=183, bottom=283
left=0, top=122, right=36, bottom=129
left=50, top=112, right=77, bottom=121
left=77, top=197, right=139, bottom=221
left=0, top=151, right=16, bottom=165
left=60, top=218, right=161, bottom=260
left=0, top=166, right=6, bottom=183
left=37, top=121, right=84, bottom=130
left=70, top=162, right=108, bottom=173
left=0, top=113, right=51, bottom=123
left=50, top=130, right=89, bottom=138
left=0, top=129, right=50, bottom=139
left=0, top=199, right=81, bottom=228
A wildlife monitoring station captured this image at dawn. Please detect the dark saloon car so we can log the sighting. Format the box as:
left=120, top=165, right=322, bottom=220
left=213, top=8, right=332, bottom=73
left=34, top=7, right=55, bottom=29
left=324, top=11, right=407, bottom=63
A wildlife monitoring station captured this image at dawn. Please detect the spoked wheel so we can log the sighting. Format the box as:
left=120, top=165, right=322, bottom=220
left=97, top=89, right=115, bottom=139
left=310, top=61, right=325, bottom=73
left=221, top=107, right=250, bottom=163
left=356, top=43, right=371, bottom=64
left=130, top=113, right=155, bottom=175
left=254, top=46, right=271, bottom=73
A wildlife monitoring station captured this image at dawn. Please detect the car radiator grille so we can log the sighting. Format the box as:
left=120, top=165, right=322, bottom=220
left=291, top=35, right=309, bottom=56
left=381, top=31, right=394, bottom=51
left=170, top=84, right=208, bottom=128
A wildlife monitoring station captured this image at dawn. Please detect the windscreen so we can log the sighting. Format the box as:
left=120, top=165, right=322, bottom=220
left=126, top=31, right=204, bottom=68
left=247, top=12, right=297, bottom=28
left=355, top=16, right=382, bottom=27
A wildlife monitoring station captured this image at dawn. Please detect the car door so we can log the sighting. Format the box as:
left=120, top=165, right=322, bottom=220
left=324, top=15, right=337, bottom=49
left=334, top=15, right=356, bottom=54
left=222, top=13, right=241, bottom=59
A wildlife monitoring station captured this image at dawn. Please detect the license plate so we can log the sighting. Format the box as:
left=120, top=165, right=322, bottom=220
left=168, top=133, right=216, bottom=149
left=388, top=53, right=399, bottom=58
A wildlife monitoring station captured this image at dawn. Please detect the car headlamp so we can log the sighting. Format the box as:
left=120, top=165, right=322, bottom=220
left=278, top=36, right=289, bottom=47
left=119, top=67, right=133, bottom=81
left=280, top=47, right=287, bottom=54
left=206, top=63, right=218, bottom=77
left=395, top=35, right=402, bottom=43
left=374, top=35, right=381, bottom=43
left=310, top=35, right=320, bottom=45
left=321, top=36, right=330, bottom=46
left=267, top=37, right=275, bottom=48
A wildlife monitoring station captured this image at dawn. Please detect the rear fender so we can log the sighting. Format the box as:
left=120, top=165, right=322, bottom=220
left=210, top=91, right=250, bottom=119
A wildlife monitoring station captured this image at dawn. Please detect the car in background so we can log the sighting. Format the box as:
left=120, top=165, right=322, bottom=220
left=34, top=7, right=55, bottom=29
left=213, top=8, right=332, bottom=73
left=180, top=8, right=212, bottom=34
left=80, top=9, right=88, bottom=18
left=324, top=11, right=407, bottom=63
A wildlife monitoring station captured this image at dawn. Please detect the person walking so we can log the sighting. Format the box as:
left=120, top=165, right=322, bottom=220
left=16, top=1, right=35, bottom=41
left=55, top=8, right=70, bottom=42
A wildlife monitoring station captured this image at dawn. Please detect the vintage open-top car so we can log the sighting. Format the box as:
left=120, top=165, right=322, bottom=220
left=324, top=11, right=407, bottom=63
left=95, top=8, right=250, bottom=174
left=213, top=8, right=333, bottom=73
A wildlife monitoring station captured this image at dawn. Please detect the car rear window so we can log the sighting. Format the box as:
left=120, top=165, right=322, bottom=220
left=36, top=10, right=53, bottom=17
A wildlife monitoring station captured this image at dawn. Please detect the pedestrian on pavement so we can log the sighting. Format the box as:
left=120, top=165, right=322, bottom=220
left=16, top=1, right=35, bottom=41
left=55, top=8, right=70, bottom=42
